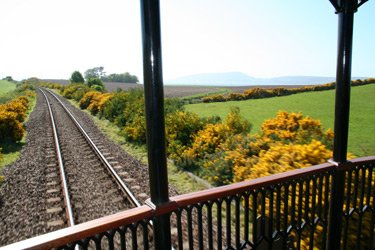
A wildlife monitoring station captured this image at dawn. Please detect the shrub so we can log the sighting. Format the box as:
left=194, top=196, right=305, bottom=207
left=243, top=88, right=272, bottom=99
left=61, top=83, right=90, bottom=101
left=87, top=77, right=104, bottom=88
left=166, top=111, right=205, bottom=159
left=123, top=115, right=146, bottom=143
left=202, top=94, right=226, bottom=103
left=70, top=71, right=85, bottom=84
left=79, top=91, right=113, bottom=115
left=90, top=84, right=105, bottom=92
left=164, top=98, right=185, bottom=114
left=102, top=91, right=130, bottom=123
left=0, top=109, right=25, bottom=142
left=0, top=96, right=30, bottom=142
left=261, top=111, right=333, bottom=148
left=88, top=93, right=113, bottom=115
left=121, top=89, right=146, bottom=143
left=79, top=91, right=101, bottom=110
left=177, top=107, right=250, bottom=173
left=247, top=140, right=332, bottom=180
left=227, top=92, right=245, bottom=101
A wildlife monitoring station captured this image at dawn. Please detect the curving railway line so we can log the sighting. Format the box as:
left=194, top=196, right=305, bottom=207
left=40, top=88, right=142, bottom=229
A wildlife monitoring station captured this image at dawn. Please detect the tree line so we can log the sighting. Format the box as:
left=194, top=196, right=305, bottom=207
left=70, top=67, right=138, bottom=84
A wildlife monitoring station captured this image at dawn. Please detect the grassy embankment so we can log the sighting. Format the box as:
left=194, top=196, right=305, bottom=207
left=186, top=84, right=375, bottom=157
left=0, top=81, right=36, bottom=168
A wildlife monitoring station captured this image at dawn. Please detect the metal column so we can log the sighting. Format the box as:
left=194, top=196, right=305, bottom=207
left=327, top=0, right=367, bottom=249
left=140, top=0, right=171, bottom=249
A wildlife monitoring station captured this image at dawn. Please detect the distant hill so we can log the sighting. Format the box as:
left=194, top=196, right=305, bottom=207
left=166, top=72, right=368, bottom=86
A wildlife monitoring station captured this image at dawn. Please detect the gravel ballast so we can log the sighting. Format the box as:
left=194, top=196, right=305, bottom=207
left=0, top=89, right=178, bottom=247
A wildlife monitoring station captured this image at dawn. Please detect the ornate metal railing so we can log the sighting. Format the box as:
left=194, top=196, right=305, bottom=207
left=2, top=156, right=374, bottom=249
left=0, top=0, right=370, bottom=249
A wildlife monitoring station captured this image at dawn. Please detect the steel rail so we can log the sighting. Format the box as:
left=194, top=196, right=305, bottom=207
left=40, top=89, right=75, bottom=227
left=43, top=88, right=142, bottom=208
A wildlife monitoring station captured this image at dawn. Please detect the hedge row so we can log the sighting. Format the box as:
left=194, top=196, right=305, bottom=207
left=202, top=78, right=375, bottom=103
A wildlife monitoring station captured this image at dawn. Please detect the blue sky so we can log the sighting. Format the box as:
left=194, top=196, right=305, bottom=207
left=0, top=0, right=374, bottom=82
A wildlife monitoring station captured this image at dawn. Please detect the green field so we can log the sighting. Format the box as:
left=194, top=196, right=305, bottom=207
left=0, top=80, right=16, bottom=97
left=186, top=84, right=375, bottom=157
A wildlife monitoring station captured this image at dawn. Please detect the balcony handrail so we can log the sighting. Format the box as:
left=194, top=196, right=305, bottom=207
left=1, top=156, right=374, bottom=250
left=0, top=205, right=153, bottom=250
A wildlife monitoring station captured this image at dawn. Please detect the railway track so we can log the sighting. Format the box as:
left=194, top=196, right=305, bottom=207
left=39, top=88, right=142, bottom=229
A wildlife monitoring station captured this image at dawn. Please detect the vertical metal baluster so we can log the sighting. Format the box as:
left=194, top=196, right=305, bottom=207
left=353, top=168, right=359, bottom=211
left=366, top=166, right=373, bottom=208
left=304, top=179, right=310, bottom=228
left=108, top=233, right=114, bottom=250
left=268, top=188, right=274, bottom=250
left=317, top=176, right=324, bottom=223
left=198, top=204, right=204, bottom=250
left=322, top=174, right=331, bottom=250
left=235, top=196, right=241, bottom=249
left=356, top=168, right=367, bottom=249
left=282, top=184, right=289, bottom=249
left=290, top=182, right=296, bottom=229
left=342, top=170, right=352, bottom=248
left=95, top=237, right=102, bottom=250
left=131, top=226, right=138, bottom=250
left=244, top=194, right=250, bottom=245
left=317, top=175, right=324, bottom=248
left=261, top=190, right=266, bottom=245
left=207, top=202, right=213, bottom=250
left=297, top=181, right=304, bottom=249
left=143, top=222, right=149, bottom=250
left=290, top=182, right=296, bottom=249
left=253, top=192, right=258, bottom=249
left=276, top=185, right=281, bottom=239
left=177, top=210, right=183, bottom=250
left=226, top=198, right=232, bottom=248
left=187, top=207, right=193, bottom=250
left=309, top=177, right=317, bottom=249
left=120, top=228, right=126, bottom=250
left=217, top=201, right=223, bottom=250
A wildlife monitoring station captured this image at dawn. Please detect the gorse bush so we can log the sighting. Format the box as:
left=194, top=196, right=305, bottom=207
left=173, top=109, right=337, bottom=186
left=165, top=110, right=206, bottom=160
left=0, top=96, right=30, bottom=142
left=102, top=91, right=130, bottom=123
left=261, top=111, right=334, bottom=148
left=245, top=140, right=332, bottom=180
left=61, top=83, right=91, bottom=101
left=79, top=91, right=113, bottom=115
left=175, top=107, right=251, bottom=184
left=121, top=90, right=146, bottom=143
